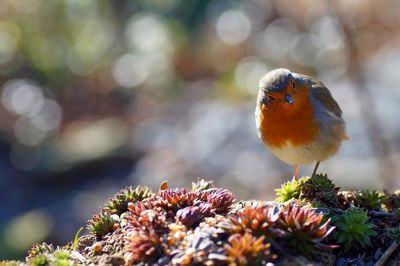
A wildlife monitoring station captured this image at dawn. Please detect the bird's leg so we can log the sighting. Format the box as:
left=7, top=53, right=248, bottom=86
left=293, top=164, right=299, bottom=180
left=312, top=161, right=320, bottom=177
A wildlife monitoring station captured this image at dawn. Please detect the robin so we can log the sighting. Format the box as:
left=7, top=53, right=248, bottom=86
left=255, top=68, right=349, bottom=179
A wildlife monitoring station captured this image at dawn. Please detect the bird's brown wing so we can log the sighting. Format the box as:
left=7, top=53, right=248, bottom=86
left=301, top=74, right=343, bottom=117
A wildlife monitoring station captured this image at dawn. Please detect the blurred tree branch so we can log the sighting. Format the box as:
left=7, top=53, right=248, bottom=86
left=331, top=2, right=398, bottom=189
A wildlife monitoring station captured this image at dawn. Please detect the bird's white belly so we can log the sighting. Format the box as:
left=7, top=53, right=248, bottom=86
left=268, top=142, right=322, bottom=165
left=267, top=132, right=342, bottom=165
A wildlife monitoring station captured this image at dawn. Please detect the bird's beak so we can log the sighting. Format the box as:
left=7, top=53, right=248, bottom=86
left=284, top=94, right=293, bottom=104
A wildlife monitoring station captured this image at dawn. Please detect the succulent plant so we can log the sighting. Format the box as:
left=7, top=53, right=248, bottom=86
left=332, top=208, right=377, bottom=252
left=128, top=202, right=169, bottom=235
left=87, top=211, right=116, bottom=238
left=26, top=243, right=55, bottom=262
left=175, top=206, right=204, bottom=228
left=12, top=177, right=400, bottom=266
left=126, top=231, right=167, bottom=265
left=29, top=250, right=77, bottom=266
left=275, top=176, right=309, bottom=203
left=154, top=185, right=235, bottom=218
left=158, top=188, right=197, bottom=210
left=351, top=189, right=384, bottom=211
left=276, top=203, right=337, bottom=257
left=205, top=188, right=235, bottom=214
left=227, top=205, right=279, bottom=236
left=224, top=233, right=274, bottom=265
left=105, top=185, right=154, bottom=215
left=30, top=255, right=49, bottom=266
left=300, top=174, right=340, bottom=207
left=192, top=178, right=215, bottom=191
left=170, top=218, right=228, bottom=265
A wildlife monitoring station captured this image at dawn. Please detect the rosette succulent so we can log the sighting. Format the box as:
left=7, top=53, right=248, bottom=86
left=276, top=203, right=337, bottom=257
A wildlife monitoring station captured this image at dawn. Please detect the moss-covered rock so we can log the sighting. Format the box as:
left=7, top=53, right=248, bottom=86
left=3, top=176, right=400, bottom=265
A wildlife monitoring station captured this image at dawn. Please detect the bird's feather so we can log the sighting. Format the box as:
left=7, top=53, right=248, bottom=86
left=300, top=74, right=343, bottom=118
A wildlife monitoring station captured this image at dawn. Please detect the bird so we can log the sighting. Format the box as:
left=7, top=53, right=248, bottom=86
left=255, top=68, right=349, bottom=180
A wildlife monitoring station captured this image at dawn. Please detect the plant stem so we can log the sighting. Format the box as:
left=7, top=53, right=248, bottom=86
left=375, top=241, right=399, bottom=266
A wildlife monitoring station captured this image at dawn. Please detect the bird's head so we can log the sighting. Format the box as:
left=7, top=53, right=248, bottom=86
left=257, top=68, right=310, bottom=111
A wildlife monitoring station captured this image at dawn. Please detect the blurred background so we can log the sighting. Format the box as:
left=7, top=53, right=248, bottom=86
left=1, top=0, right=400, bottom=260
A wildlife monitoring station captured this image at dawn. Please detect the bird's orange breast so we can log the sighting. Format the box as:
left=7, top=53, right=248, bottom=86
left=258, top=94, right=319, bottom=148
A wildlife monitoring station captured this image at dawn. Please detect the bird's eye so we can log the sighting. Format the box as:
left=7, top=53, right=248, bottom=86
left=267, top=95, right=276, bottom=102
left=292, top=81, right=296, bottom=89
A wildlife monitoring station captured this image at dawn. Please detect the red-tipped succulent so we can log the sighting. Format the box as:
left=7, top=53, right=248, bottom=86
left=105, top=185, right=154, bottom=215
left=225, top=233, right=275, bottom=265
left=175, top=206, right=204, bottom=228
left=276, top=204, right=337, bottom=257
left=227, top=206, right=279, bottom=236
left=204, top=188, right=235, bottom=214
left=126, top=230, right=167, bottom=265
left=158, top=188, right=197, bottom=210
left=127, top=202, right=169, bottom=235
